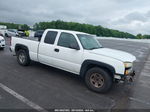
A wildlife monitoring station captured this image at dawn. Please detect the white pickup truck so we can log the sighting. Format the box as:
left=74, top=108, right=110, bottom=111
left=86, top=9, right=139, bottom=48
left=10, top=29, right=136, bottom=93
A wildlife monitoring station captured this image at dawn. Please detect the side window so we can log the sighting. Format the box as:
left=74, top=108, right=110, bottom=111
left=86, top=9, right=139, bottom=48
left=58, top=32, right=79, bottom=48
left=44, top=31, right=58, bottom=44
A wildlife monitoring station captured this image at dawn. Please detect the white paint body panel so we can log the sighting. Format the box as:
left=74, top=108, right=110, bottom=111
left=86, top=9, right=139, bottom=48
left=90, top=48, right=136, bottom=62
left=11, top=37, right=39, bottom=61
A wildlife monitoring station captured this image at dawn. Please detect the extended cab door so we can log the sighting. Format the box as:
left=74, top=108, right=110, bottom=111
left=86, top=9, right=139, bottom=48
left=52, top=32, right=83, bottom=74
left=38, top=31, right=58, bottom=65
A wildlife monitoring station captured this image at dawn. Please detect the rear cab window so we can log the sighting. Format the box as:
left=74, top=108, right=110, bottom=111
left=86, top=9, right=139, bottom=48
left=44, top=31, right=58, bottom=44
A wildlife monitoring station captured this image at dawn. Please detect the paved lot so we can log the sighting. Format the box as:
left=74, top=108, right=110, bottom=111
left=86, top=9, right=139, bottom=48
left=0, top=38, right=150, bottom=111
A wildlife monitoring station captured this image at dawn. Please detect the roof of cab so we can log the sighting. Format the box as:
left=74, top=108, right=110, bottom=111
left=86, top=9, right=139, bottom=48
left=45, top=29, right=88, bottom=35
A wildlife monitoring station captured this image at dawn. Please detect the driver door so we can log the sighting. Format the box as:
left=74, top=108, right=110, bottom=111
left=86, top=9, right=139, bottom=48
left=52, top=32, right=83, bottom=74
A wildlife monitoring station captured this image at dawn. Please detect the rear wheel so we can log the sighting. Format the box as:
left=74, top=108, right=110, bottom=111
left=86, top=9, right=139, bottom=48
left=85, top=67, right=113, bottom=93
left=17, top=50, right=30, bottom=66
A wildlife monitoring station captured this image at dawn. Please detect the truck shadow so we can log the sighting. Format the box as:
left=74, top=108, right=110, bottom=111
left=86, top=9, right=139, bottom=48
left=30, top=61, right=134, bottom=96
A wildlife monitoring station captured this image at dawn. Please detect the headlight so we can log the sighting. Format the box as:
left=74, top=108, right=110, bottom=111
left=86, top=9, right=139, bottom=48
left=125, top=68, right=133, bottom=75
left=124, top=62, right=133, bottom=68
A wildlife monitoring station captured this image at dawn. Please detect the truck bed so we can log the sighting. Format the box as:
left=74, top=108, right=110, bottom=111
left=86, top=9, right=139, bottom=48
left=18, top=36, right=39, bottom=41
left=11, top=36, right=40, bottom=61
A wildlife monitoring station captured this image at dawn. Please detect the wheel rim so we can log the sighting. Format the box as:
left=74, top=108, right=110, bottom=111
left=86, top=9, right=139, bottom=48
left=19, top=53, right=26, bottom=63
left=90, top=73, right=104, bottom=88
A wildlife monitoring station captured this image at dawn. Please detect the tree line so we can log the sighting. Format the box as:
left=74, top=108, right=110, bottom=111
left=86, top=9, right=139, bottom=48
left=136, top=33, right=150, bottom=39
left=1, top=20, right=150, bottom=39
left=33, top=20, right=136, bottom=39
left=0, top=22, right=29, bottom=30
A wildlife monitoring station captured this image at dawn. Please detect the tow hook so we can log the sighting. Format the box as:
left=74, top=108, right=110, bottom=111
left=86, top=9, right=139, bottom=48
left=131, top=71, right=135, bottom=77
left=127, top=76, right=133, bottom=82
left=125, top=71, right=135, bottom=83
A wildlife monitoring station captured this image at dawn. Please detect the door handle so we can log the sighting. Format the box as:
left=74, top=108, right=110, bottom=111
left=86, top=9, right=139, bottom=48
left=54, top=48, right=59, bottom=52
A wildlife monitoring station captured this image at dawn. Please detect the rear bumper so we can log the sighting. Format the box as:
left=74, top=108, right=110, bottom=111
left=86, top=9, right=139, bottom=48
left=9, top=47, right=12, bottom=52
left=9, top=46, right=16, bottom=56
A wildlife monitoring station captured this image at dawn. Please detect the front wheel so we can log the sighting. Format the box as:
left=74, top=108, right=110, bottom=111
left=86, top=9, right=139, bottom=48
left=17, top=50, right=30, bottom=66
left=85, top=67, right=113, bottom=93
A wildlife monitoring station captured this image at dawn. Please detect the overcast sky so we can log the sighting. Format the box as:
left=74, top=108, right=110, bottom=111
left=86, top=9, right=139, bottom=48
left=1, top=0, right=150, bottom=35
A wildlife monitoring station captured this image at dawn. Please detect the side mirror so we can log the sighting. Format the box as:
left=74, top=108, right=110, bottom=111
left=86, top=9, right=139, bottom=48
left=69, top=43, right=80, bottom=50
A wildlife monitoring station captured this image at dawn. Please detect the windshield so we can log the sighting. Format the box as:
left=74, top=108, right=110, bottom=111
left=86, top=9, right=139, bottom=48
left=37, top=30, right=44, bottom=33
left=77, top=34, right=102, bottom=50
left=8, top=29, right=17, bottom=33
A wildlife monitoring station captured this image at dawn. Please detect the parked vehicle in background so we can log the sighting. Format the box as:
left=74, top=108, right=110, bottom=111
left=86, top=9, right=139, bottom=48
left=0, top=25, right=7, bottom=29
left=34, top=30, right=44, bottom=40
left=0, top=33, right=4, bottom=37
left=0, top=29, right=7, bottom=37
left=10, top=29, right=136, bottom=93
left=17, top=31, right=26, bottom=37
left=5, top=29, right=19, bottom=37
left=25, top=30, right=30, bottom=37
left=0, top=36, right=5, bottom=50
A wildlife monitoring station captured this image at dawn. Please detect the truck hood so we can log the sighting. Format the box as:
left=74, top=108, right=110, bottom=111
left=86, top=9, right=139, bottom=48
left=89, top=48, right=136, bottom=62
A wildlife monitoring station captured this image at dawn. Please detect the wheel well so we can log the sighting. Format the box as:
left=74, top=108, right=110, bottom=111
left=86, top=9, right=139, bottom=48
left=15, top=44, right=29, bottom=54
left=80, top=61, right=115, bottom=80
left=15, top=44, right=30, bottom=58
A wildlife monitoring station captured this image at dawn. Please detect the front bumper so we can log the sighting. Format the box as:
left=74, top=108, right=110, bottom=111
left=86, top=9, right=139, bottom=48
left=9, top=47, right=12, bottom=52
left=0, top=40, right=5, bottom=48
left=115, top=71, right=136, bottom=83
left=122, top=71, right=135, bottom=82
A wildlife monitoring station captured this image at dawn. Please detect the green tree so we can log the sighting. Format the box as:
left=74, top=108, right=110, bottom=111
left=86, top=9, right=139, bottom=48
left=0, top=22, right=30, bottom=30
left=33, top=20, right=136, bottom=39
left=143, top=35, right=150, bottom=39
left=136, top=34, right=143, bottom=39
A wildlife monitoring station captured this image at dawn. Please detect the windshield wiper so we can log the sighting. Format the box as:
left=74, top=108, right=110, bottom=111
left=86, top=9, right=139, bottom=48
left=89, top=47, right=102, bottom=50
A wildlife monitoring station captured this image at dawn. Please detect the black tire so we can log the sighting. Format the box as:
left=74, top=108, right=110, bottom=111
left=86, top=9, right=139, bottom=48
left=0, top=48, right=4, bottom=50
left=17, top=50, right=30, bottom=66
left=85, top=67, right=113, bottom=93
left=5, top=33, right=8, bottom=37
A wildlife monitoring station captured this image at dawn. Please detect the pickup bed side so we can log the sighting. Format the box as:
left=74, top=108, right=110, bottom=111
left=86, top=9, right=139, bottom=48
left=11, top=37, right=40, bottom=62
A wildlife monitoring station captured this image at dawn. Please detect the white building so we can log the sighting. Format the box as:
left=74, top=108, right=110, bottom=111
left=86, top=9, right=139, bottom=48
left=0, top=25, right=7, bottom=36
left=0, top=25, right=7, bottom=29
